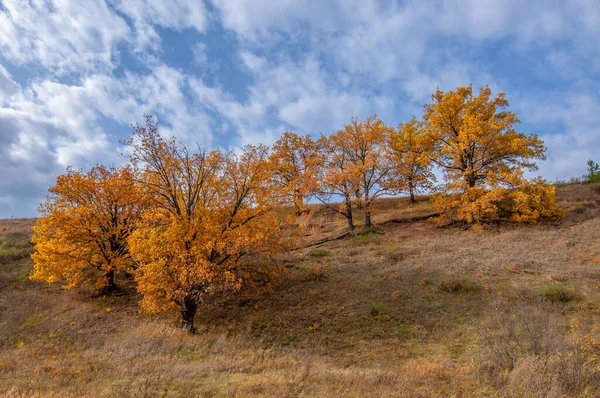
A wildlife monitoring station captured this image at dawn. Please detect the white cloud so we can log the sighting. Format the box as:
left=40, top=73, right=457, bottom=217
left=110, top=0, right=208, bottom=51
left=192, top=43, right=208, bottom=65
left=192, top=53, right=394, bottom=143
left=517, top=94, right=600, bottom=180
left=0, top=0, right=130, bottom=74
left=0, top=65, right=19, bottom=100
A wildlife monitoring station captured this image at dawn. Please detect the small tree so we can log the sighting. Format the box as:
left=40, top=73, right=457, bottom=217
left=270, top=131, right=322, bottom=215
left=387, top=117, right=436, bottom=203
left=315, top=133, right=360, bottom=231
left=125, top=116, right=291, bottom=333
left=342, top=116, right=393, bottom=227
left=315, top=116, right=392, bottom=229
left=587, top=160, right=600, bottom=183
left=31, top=165, right=145, bottom=292
left=424, top=85, right=562, bottom=224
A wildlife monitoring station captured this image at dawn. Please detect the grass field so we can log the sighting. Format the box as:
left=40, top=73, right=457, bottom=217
left=2, top=183, right=600, bottom=397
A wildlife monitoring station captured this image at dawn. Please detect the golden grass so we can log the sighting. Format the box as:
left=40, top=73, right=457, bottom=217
left=2, top=185, right=600, bottom=396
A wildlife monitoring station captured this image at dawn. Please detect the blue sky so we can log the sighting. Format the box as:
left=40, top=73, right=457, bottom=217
left=0, top=0, right=599, bottom=217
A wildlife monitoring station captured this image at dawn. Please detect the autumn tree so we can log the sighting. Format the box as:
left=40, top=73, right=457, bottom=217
left=269, top=131, right=322, bottom=215
left=315, top=133, right=360, bottom=231
left=31, top=165, right=145, bottom=292
left=387, top=117, right=435, bottom=203
left=315, top=116, right=393, bottom=229
left=125, top=116, right=291, bottom=333
left=343, top=116, right=394, bottom=227
left=423, top=85, right=563, bottom=224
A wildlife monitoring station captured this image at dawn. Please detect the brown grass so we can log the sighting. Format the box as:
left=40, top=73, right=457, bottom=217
left=2, top=185, right=600, bottom=396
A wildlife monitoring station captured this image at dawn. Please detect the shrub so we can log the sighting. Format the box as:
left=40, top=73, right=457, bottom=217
left=351, top=228, right=381, bottom=244
left=306, top=247, right=329, bottom=257
left=479, top=303, right=600, bottom=396
left=0, top=247, right=32, bottom=265
left=368, top=301, right=387, bottom=317
left=478, top=302, right=559, bottom=374
left=432, top=179, right=564, bottom=226
left=296, top=264, right=327, bottom=281
left=438, top=279, right=481, bottom=293
left=541, top=284, right=575, bottom=303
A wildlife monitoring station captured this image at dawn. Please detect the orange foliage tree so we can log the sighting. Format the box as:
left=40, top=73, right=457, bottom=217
left=315, top=132, right=360, bottom=231
left=31, top=165, right=145, bottom=292
left=423, top=85, right=563, bottom=224
left=315, top=115, right=392, bottom=230
left=125, top=116, right=292, bottom=332
left=269, top=131, right=322, bottom=215
left=387, top=117, right=435, bottom=203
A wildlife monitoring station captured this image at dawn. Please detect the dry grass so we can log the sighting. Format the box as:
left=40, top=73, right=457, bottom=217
left=2, top=185, right=600, bottom=396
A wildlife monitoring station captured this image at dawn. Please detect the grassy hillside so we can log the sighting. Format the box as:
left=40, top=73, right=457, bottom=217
left=2, top=183, right=600, bottom=397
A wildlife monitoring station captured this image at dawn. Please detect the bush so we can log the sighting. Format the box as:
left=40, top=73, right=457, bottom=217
left=432, top=179, right=565, bottom=226
left=306, top=247, right=329, bottom=257
left=438, top=278, right=481, bottom=293
left=296, top=264, right=327, bottom=281
left=368, top=301, right=387, bottom=317
left=478, top=302, right=559, bottom=374
left=478, top=303, right=600, bottom=396
left=541, top=284, right=575, bottom=303
left=350, top=228, right=381, bottom=244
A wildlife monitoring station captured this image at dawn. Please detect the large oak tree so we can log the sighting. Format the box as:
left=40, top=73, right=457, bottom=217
left=125, top=116, right=291, bottom=332
left=423, top=85, right=562, bottom=224
left=31, top=165, right=145, bottom=292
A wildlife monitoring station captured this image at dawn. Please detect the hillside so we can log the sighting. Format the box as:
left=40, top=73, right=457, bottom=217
left=2, top=183, right=600, bottom=397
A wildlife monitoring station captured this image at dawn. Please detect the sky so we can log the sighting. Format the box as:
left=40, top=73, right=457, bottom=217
left=0, top=0, right=599, bottom=218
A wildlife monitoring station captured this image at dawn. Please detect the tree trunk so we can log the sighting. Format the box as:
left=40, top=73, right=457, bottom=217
left=409, top=187, right=415, bottom=204
left=181, top=296, right=198, bottom=333
left=364, top=194, right=372, bottom=227
left=345, top=195, right=355, bottom=231
left=347, top=214, right=355, bottom=231
left=104, top=269, right=117, bottom=293
left=364, top=208, right=372, bottom=227
left=466, top=172, right=476, bottom=188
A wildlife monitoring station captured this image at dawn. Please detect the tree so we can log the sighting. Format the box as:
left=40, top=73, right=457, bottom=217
left=125, top=116, right=291, bottom=333
left=342, top=116, right=393, bottom=227
left=423, top=85, right=562, bottom=224
left=269, top=132, right=322, bottom=215
left=31, top=165, right=145, bottom=292
left=315, top=132, right=360, bottom=231
left=387, top=117, right=435, bottom=203
left=315, top=116, right=392, bottom=229
left=587, top=160, right=600, bottom=183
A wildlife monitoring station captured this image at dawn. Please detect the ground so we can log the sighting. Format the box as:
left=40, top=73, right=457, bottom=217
left=2, top=183, right=600, bottom=397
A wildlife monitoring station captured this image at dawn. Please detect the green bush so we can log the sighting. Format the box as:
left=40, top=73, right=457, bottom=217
left=540, top=283, right=575, bottom=302
left=306, top=247, right=329, bottom=257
